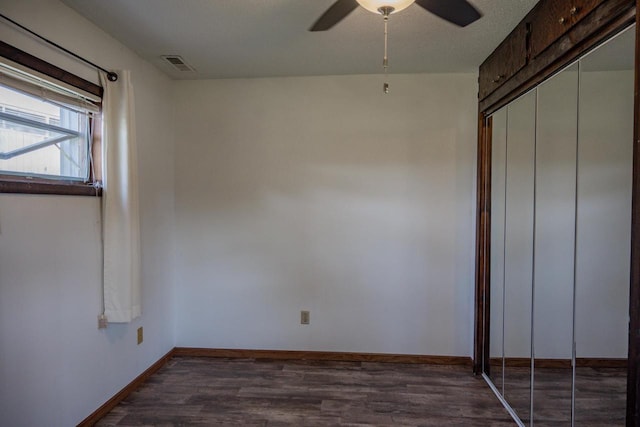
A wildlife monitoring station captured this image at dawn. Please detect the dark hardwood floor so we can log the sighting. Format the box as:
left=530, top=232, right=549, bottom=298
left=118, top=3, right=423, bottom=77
left=96, top=356, right=516, bottom=426
left=491, top=366, right=627, bottom=427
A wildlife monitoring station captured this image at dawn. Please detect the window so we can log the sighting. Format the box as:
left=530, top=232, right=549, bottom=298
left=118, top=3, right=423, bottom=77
left=0, top=86, right=90, bottom=180
left=0, top=42, right=102, bottom=196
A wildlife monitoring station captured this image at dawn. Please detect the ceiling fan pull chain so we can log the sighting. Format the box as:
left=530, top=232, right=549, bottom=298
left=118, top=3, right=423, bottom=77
left=383, top=13, right=389, bottom=94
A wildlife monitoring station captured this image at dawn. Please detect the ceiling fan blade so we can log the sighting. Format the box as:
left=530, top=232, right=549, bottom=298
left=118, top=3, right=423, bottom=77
left=415, top=0, right=482, bottom=27
left=309, top=0, right=359, bottom=31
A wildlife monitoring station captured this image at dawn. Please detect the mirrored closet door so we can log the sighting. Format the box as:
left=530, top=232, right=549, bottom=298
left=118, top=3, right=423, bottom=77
left=574, top=26, right=634, bottom=426
left=484, top=24, right=635, bottom=427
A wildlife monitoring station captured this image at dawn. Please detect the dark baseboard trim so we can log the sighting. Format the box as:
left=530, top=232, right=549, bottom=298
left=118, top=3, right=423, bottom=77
left=489, top=357, right=627, bottom=369
left=173, top=347, right=472, bottom=366
left=576, top=358, right=628, bottom=368
left=76, top=348, right=175, bottom=427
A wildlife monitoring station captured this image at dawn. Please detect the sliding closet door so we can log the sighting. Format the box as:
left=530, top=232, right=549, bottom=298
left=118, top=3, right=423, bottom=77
left=503, top=90, right=536, bottom=426
left=489, top=107, right=508, bottom=395
left=482, top=21, right=636, bottom=427
left=574, top=26, right=635, bottom=426
left=532, top=63, right=579, bottom=427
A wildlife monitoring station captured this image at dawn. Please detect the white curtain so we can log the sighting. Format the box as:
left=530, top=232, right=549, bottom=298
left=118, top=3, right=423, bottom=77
left=100, top=70, right=141, bottom=323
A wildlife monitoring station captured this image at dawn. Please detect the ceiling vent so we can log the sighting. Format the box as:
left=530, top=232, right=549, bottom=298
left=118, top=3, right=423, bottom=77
left=161, top=55, right=195, bottom=72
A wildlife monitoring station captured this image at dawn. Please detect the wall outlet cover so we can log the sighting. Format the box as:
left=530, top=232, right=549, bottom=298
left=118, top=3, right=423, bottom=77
left=301, top=310, right=310, bottom=325
left=98, top=314, right=108, bottom=329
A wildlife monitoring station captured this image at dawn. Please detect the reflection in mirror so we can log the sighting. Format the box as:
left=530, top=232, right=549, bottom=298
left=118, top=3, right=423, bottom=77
left=503, top=89, right=536, bottom=426
left=489, top=107, right=507, bottom=396
left=532, top=62, right=579, bottom=427
left=574, top=24, right=634, bottom=426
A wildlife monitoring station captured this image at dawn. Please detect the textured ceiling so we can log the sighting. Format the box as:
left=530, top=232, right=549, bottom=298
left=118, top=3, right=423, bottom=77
left=61, top=0, right=539, bottom=80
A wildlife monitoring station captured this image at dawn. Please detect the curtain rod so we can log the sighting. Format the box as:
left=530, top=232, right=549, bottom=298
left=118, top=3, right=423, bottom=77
left=0, top=12, right=118, bottom=82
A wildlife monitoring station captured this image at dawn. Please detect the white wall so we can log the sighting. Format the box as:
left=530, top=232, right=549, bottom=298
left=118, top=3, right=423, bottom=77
left=503, top=90, right=536, bottom=359
left=534, top=68, right=632, bottom=359
left=487, top=68, right=633, bottom=361
left=575, top=69, right=633, bottom=358
left=0, top=1, right=176, bottom=425
left=534, top=68, right=578, bottom=359
left=173, top=74, right=478, bottom=356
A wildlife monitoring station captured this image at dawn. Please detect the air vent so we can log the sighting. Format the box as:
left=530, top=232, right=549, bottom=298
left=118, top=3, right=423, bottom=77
left=161, top=55, right=195, bottom=72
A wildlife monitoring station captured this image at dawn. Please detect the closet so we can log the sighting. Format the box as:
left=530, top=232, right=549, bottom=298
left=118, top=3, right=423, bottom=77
left=473, top=0, right=639, bottom=425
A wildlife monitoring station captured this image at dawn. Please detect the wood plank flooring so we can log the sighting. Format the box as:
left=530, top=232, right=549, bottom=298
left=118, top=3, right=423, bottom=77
left=96, top=356, right=516, bottom=426
left=490, top=366, right=627, bottom=426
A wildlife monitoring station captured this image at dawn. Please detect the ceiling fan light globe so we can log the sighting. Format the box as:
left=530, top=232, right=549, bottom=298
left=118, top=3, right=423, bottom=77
left=356, top=0, right=415, bottom=14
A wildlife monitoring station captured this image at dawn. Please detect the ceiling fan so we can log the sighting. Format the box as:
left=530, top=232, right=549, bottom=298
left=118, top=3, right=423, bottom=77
left=309, top=0, right=482, bottom=93
left=309, top=0, right=483, bottom=32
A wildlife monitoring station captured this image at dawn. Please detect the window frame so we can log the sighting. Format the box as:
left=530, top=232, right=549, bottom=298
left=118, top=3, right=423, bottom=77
left=0, top=40, right=102, bottom=196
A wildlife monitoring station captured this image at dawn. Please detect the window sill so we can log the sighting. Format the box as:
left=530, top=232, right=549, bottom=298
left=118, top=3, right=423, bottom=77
left=0, top=175, right=102, bottom=196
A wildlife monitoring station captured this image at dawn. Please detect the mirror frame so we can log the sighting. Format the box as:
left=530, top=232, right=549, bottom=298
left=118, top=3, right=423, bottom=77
left=473, top=1, right=640, bottom=425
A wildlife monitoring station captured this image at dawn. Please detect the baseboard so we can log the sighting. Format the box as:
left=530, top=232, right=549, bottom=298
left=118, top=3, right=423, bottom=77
left=576, top=358, right=627, bottom=368
left=489, top=357, right=627, bottom=369
left=76, top=348, right=175, bottom=427
left=173, top=347, right=472, bottom=366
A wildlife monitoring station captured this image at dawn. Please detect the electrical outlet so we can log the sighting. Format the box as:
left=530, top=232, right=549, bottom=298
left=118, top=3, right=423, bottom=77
left=137, top=327, right=143, bottom=345
left=98, top=314, right=108, bottom=329
left=300, top=310, right=310, bottom=325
